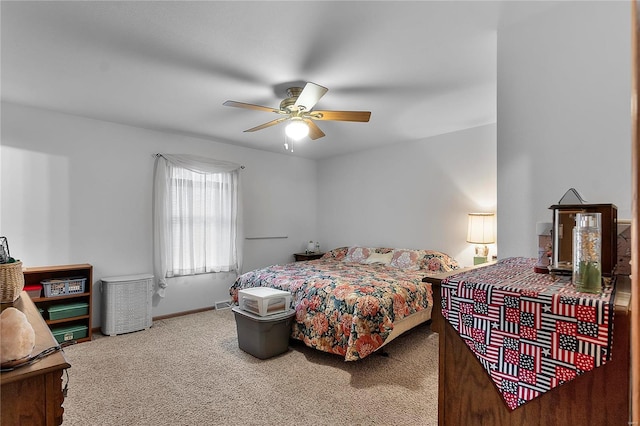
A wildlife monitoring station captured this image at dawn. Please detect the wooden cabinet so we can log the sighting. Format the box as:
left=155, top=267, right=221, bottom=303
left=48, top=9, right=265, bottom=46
left=1, top=292, right=71, bottom=425
left=424, top=271, right=631, bottom=426
left=293, top=252, right=325, bottom=262
left=23, top=264, right=93, bottom=343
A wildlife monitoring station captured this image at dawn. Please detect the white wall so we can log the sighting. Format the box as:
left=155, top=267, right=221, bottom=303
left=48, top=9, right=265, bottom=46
left=1, top=102, right=318, bottom=326
left=497, top=1, right=631, bottom=259
left=317, top=124, right=497, bottom=267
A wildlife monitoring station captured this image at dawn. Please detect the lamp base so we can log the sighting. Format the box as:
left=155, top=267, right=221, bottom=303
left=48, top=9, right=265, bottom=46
left=475, top=245, right=489, bottom=257
left=473, top=256, right=488, bottom=265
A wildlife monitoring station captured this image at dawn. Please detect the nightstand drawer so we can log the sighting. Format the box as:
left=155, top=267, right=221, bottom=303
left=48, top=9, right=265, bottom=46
left=293, top=252, right=325, bottom=261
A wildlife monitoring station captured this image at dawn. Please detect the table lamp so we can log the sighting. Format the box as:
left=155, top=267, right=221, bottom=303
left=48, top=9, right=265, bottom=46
left=467, top=213, right=495, bottom=265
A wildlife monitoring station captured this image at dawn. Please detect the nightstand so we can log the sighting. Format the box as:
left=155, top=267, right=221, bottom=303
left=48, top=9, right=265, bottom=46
left=293, top=252, right=325, bottom=261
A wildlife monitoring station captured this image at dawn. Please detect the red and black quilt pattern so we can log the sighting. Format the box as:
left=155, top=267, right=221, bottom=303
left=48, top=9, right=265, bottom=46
left=441, top=257, right=614, bottom=410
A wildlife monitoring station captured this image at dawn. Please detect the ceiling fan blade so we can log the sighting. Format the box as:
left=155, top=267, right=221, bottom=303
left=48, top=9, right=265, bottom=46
left=244, top=117, right=289, bottom=132
left=311, top=110, right=371, bottom=122
left=293, top=82, right=328, bottom=111
left=304, top=119, right=325, bottom=140
left=223, top=100, right=281, bottom=114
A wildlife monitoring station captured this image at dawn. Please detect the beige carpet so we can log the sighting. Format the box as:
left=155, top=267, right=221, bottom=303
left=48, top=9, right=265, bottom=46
left=61, top=308, right=439, bottom=426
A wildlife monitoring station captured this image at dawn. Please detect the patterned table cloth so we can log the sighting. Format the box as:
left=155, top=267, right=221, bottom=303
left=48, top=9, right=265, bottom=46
left=440, top=257, right=615, bottom=410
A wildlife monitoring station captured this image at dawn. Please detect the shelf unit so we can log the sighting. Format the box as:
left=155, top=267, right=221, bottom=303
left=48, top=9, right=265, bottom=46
left=23, top=263, right=93, bottom=343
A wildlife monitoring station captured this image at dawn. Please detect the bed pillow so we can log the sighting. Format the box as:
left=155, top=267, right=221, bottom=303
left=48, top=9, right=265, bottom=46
left=372, top=247, right=394, bottom=254
left=420, top=250, right=460, bottom=272
left=344, top=246, right=371, bottom=263
left=321, top=247, right=349, bottom=261
left=389, top=249, right=423, bottom=270
left=363, top=251, right=393, bottom=265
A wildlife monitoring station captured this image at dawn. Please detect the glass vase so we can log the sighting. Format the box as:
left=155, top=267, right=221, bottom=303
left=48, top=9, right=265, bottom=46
left=572, top=212, right=602, bottom=293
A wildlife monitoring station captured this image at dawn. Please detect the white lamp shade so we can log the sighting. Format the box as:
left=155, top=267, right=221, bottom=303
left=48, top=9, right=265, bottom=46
left=285, top=120, right=309, bottom=140
left=467, top=213, right=495, bottom=244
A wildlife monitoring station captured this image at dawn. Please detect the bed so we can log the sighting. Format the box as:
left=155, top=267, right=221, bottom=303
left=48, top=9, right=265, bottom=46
left=230, top=246, right=459, bottom=361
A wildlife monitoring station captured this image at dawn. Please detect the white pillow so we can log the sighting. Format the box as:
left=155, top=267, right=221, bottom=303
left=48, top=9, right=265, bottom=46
left=363, top=252, right=393, bottom=265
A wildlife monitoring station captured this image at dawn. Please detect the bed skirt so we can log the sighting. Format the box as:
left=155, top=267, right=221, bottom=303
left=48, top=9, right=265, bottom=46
left=379, top=305, right=433, bottom=349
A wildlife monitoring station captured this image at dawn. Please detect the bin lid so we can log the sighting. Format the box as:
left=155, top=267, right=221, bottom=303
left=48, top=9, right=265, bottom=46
left=232, top=306, right=295, bottom=322
left=51, top=324, right=88, bottom=333
left=24, top=284, right=42, bottom=290
left=238, top=287, right=291, bottom=297
left=101, top=273, right=154, bottom=283
left=47, top=302, right=89, bottom=312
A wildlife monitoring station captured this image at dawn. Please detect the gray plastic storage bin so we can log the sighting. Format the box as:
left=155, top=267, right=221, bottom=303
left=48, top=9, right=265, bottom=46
left=232, top=306, right=295, bottom=359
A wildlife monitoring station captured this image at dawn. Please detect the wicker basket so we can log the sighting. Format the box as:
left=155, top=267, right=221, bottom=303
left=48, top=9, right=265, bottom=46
left=0, top=261, right=25, bottom=303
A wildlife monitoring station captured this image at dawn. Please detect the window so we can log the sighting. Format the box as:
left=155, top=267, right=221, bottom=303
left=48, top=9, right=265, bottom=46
left=153, top=154, right=241, bottom=292
left=168, top=166, right=237, bottom=276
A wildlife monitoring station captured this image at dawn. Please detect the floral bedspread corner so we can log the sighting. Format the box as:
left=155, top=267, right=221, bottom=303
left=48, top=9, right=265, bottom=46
left=230, top=259, right=434, bottom=361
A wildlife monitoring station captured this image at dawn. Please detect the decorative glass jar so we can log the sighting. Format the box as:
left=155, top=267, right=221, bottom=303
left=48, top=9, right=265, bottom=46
left=572, top=212, right=602, bottom=293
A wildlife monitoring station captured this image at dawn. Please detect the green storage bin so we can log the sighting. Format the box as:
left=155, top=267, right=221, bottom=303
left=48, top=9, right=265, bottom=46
left=51, top=324, right=88, bottom=343
left=47, top=302, right=89, bottom=320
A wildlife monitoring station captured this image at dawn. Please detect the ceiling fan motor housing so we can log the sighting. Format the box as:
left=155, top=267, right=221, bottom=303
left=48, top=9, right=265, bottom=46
left=280, top=87, right=304, bottom=112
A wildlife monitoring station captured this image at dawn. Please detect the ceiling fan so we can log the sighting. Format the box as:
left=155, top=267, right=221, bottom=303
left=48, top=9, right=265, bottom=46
left=223, top=82, right=371, bottom=141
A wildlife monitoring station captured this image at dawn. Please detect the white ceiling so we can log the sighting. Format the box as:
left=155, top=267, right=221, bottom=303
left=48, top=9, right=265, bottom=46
left=1, top=1, right=553, bottom=160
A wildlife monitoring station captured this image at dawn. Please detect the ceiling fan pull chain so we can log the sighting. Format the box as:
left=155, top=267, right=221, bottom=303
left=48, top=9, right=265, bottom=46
left=283, top=135, right=294, bottom=153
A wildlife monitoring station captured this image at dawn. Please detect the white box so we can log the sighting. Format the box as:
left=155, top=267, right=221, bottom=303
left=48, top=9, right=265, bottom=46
left=238, top=287, right=292, bottom=317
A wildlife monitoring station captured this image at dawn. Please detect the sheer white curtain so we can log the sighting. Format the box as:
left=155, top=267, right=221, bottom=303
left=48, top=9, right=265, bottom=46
left=153, top=154, right=243, bottom=297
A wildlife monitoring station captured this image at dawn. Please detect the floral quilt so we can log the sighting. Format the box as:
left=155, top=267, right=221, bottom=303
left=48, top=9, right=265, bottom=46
left=230, top=247, right=458, bottom=361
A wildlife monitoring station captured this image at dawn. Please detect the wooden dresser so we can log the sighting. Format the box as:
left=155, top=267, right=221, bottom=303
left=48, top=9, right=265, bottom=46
left=1, top=292, right=70, bottom=426
left=424, top=270, right=631, bottom=426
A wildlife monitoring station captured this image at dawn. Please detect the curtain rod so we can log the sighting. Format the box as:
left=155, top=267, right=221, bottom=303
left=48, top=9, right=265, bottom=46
left=153, top=153, right=245, bottom=169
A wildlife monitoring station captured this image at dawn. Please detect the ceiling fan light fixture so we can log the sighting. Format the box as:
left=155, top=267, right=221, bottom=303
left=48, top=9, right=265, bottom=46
left=285, top=119, right=309, bottom=140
